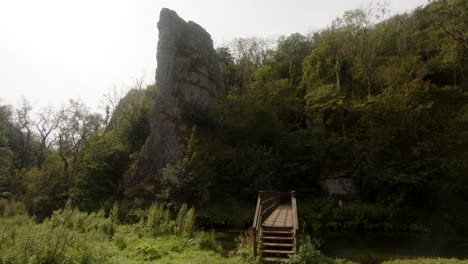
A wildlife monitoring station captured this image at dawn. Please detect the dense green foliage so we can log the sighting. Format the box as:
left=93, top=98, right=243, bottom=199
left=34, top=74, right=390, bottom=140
left=301, top=199, right=429, bottom=233
left=0, top=0, right=466, bottom=242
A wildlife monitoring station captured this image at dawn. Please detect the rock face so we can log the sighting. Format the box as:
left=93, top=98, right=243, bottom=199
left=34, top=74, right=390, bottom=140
left=125, top=8, right=225, bottom=195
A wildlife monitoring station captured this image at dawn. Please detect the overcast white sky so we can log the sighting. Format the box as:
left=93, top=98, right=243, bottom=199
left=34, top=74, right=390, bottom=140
left=0, top=0, right=427, bottom=110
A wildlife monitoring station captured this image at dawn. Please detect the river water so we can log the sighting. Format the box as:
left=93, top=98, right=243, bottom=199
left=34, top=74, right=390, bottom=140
left=215, top=230, right=468, bottom=263
left=322, top=231, right=468, bottom=264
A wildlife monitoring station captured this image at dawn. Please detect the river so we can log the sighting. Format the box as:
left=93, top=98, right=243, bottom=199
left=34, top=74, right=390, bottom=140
left=215, top=230, right=468, bottom=263
left=322, top=231, right=468, bottom=264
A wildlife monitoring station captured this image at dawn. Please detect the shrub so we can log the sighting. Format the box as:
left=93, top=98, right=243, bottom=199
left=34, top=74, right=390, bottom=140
left=1, top=199, right=27, bottom=217
left=183, top=207, right=195, bottom=235
left=47, top=206, right=115, bottom=239
left=288, top=235, right=356, bottom=264
left=301, top=199, right=429, bottom=233
left=135, top=244, right=164, bottom=261
left=146, top=202, right=173, bottom=235
left=0, top=199, right=6, bottom=215
left=235, top=229, right=259, bottom=263
left=145, top=202, right=196, bottom=236
left=0, top=215, right=107, bottom=264
left=172, top=203, right=196, bottom=235
left=110, top=201, right=119, bottom=224
left=196, top=230, right=222, bottom=253
left=113, top=233, right=127, bottom=250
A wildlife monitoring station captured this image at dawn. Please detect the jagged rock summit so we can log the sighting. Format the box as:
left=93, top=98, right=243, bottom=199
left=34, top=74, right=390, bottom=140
left=125, top=8, right=225, bottom=198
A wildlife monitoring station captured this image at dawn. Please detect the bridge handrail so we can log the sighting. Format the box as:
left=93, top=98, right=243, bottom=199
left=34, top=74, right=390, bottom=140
left=252, top=191, right=281, bottom=256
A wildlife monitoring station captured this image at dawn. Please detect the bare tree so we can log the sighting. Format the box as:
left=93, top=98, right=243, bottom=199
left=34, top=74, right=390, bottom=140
left=57, top=99, right=101, bottom=173
left=33, top=106, right=60, bottom=168
left=101, top=85, right=128, bottom=130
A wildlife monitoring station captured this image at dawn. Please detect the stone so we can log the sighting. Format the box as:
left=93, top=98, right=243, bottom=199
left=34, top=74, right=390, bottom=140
left=125, top=8, right=225, bottom=196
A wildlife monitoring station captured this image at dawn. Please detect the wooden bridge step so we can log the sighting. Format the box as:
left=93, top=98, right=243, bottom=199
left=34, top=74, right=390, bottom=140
left=262, top=242, right=294, bottom=247
left=263, top=256, right=290, bottom=262
left=262, top=236, right=293, bottom=240
left=262, top=230, right=293, bottom=235
left=262, top=225, right=293, bottom=230
left=262, top=249, right=295, bottom=254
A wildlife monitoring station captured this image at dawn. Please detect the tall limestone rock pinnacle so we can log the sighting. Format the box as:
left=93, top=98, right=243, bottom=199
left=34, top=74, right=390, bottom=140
left=125, top=8, right=225, bottom=198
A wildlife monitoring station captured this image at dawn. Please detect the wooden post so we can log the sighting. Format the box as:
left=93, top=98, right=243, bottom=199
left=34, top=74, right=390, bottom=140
left=253, top=227, right=257, bottom=256
left=253, top=191, right=262, bottom=257
left=291, top=190, right=299, bottom=252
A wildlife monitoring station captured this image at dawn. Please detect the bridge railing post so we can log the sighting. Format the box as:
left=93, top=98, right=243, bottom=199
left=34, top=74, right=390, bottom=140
left=253, top=191, right=263, bottom=257
left=291, top=190, right=300, bottom=253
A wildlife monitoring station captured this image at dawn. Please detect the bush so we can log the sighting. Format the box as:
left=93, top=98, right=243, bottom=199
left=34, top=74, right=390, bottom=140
left=0, top=215, right=108, bottom=264
left=144, top=202, right=196, bottom=236
left=0, top=205, right=242, bottom=264
left=134, top=243, right=164, bottom=261
left=113, top=233, right=127, bottom=250
left=301, top=199, right=429, bottom=233
left=196, top=230, right=222, bottom=253
left=0, top=199, right=6, bottom=215
left=47, top=204, right=115, bottom=239
left=288, top=235, right=356, bottom=264
left=235, top=229, right=259, bottom=264
left=146, top=202, right=173, bottom=235
left=174, top=203, right=196, bottom=236
left=1, top=199, right=27, bottom=217
left=110, top=201, right=119, bottom=224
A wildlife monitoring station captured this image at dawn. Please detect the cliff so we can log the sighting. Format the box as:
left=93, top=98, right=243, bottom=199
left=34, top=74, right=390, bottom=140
left=125, top=8, right=225, bottom=199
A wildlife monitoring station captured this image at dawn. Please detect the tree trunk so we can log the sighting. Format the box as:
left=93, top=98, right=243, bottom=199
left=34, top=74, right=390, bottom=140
left=288, top=60, right=293, bottom=97
left=335, top=55, right=341, bottom=90
left=367, top=76, right=372, bottom=98
left=241, top=66, right=246, bottom=114
left=341, top=108, right=346, bottom=138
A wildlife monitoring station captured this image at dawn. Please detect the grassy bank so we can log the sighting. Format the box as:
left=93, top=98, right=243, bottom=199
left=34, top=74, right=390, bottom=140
left=0, top=200, right=357, bottom=264
left=1, top=200, right=465, bottom=264
left=0, top=201, right=243, bottom=264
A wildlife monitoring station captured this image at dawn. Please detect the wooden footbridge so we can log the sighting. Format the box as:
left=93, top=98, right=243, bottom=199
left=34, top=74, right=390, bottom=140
left=252, top=191, right=299, bottom=262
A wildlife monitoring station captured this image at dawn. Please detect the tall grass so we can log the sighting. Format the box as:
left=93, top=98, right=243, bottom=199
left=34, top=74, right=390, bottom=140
left=0, top=200, right=202, bottom=264
left=145, top=202, right=195, bottom=236
left=0, top=212, right=109, bottom=263
left=0, top=198, right=27, bottom=216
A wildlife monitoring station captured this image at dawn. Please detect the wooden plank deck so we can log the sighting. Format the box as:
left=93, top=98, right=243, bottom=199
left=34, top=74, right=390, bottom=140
left=262, top=205, right=293, bottom=227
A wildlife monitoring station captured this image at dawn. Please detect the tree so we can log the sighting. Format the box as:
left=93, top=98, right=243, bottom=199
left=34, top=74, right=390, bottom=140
left=57, top=99, right=102, bottom=173
left=33, top=106, right=60, bottom=168
left=275, top=33, right=312, bottom=92
left=0, top=104, right=14, bottom=198
left=216, top=46, right=236, bottom=92
left=11, top=98, right=36, bottom=174
left=428, top=0, right=467, bottom=87
left=229, top=37, right=275, bottom=112
left=342, top=5, right=389, bottom=97
left=161, top=127, right=215, bottom=207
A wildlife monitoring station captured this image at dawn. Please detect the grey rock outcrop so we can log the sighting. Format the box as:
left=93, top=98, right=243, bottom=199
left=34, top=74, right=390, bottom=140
left=125, top=8, right=225, bottom=195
